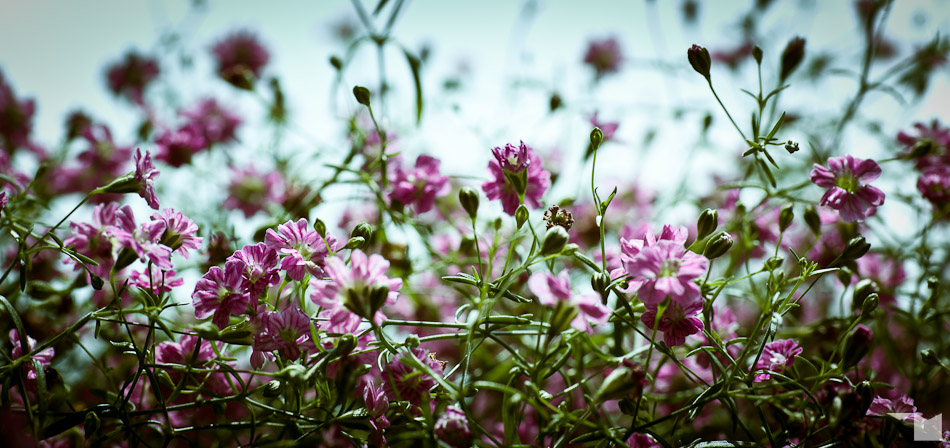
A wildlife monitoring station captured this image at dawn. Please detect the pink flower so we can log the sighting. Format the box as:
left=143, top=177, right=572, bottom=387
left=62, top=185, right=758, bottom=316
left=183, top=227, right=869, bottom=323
left=106, top=205, right=173, bottom=270
left=0, top=70, right=37, bottom=150
left=224, top=165, right=285, bottom=217
left=150, top=208, right=202, bottom=259
left=711, top=41, right=754, bottom=70
left=64, top=202, right=120, bottom=277
left=641, top=299, right=704, bottom=347
left=192, top=258, right=251, bottom=329
left=8, top=330, right=54, bottom=396
left=528, top=270, right=609, bottom=332
left=134, top=148, right=160, bottom=210
left=867, top=394, right=922, bottom=422
left=154, top=124, right=208, bottom=167
left=0, top=191, right=6, bottom=211
left=265, top=218, right=337, bottom=281
left=363, top=382, right=391, bottom=446
left=856, top=253, right=906, bottom=307
left=212, top=31, right=270, bottom=90
left=181, top=98, right=242, bottom=145
left=627, top=433, right=662, bottom=448
left=623, top=239, right=708, bottom=306
left=231, top=243, right=280, bottom=299
left=583, top=37, right=624, bottom=79
left=310, top=250, right=402, bottom=323
left=129, top=265, right=183, bottom=295
left=590, top=112, right=619, bottom=142
left=810, top=155, right=885, bottom=222
left=388, top=155, right=449, bottom=213
left=897, top=120, right=950, bottom=170
left=105, top=51, right=159, bottom=104
left=918, top=164, right=950, bottom=207
left=54, top=124, right=132, bottom=194
left=481, top=141, right=551, bottom=215
left=434, top=404, right=472, bottom=448
left=382, top=348, right=444, bottom=405
left=253, top=306, right=312, bottom=361
left=754, top=339, right=803, bottom=382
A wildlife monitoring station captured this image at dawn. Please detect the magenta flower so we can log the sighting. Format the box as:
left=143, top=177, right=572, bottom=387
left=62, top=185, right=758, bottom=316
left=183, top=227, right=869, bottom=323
left=106, top=205, right=173, bottom=270
left=641, top=299, right=704, bottom=347
left=134, top=148, right=160, bottom=210
left=310, top=250, right=402, bottom=323
left=897, top=120, right=950, bottom=170
left=192, top=258, right=251, bottom=329
left=583, top=37, right=624, bottom=79
left=231, top=243, right=280, bottom=299
left=753, top=339, right=803, bottom=382
left=481, top=141, right=551, bottom=215
left=129, top=265, right=183, bottom=295
left=181, top=98, right=242, bottom=145
left=150, top=208, right=202, bottom=259
left=225, top=165, right=285, bottom=217
left=0, top=70, right=37, bottom=150
left=54, top=124, right=132, bottom=194
left=105, top=51, right=160, bottom=104
left=810, top=155, right=885, bottom=222
left=624, top=239, right=708, bottom=306
left=253, top=306, right=312, bottom=361
left=388, top=155, right=449, bottom=213
left=867, top=394, right=923, bottom=422
left=64, top=202, right=119, bottom=277
left=528, top=270, right=609, bottom=332
left=212, top=31, right=270, bottom=90
left=9, top=330, right=54, bottom=395
left=627, top=433, right=662, bottom=448
left=364, top=382, right=391, bottom=446
left=918, top=164, right=950, bottom=208
left=265, top=218, right=337, bottom=281
left=154, top=124, right=208, bottom=168
left=383, top=348, right=444, bottom=405
left=434, top=404, right=472, bottom=448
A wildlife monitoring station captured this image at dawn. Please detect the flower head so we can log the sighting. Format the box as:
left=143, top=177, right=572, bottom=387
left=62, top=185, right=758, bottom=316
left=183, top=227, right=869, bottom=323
left=0, top=70, right=37, bottom=150
left=382, top=348, right=444, bottom=405
left=641, top=299, right=704, bottom=347
left=624, top=239, right=708, bottom=306
left=225, top=165, right=285, bottom=217
left=482, top=141, right=551, bottom=215
left=754, top=339, right=803, bottom=381
left=106, top=205, right=173, bottom=270
left=64, top=202, right=120, bottom=277
left=129, top=266, right=183, bottom=295
left=265, top=218, right=337, bottom=281
left=388, top=155, right=449, bottom=213
left=583, top=37, right=624, bottom=79
left=212, top=31, right=270, bottom=90
left=105, top=51, right=159, bottom=104
left=310, top=250, right=402, bottom=323
left=134, top=149, right=161, bottom=209
left=154, top=124, right=208, bottom=168
left=231, top=243, right=280, bottom=299
left=151, top=208, right=202, bottom=259
left=181, top=98, right=242, bottom=145
left=528, top=270, right=609, bottom=332
left=192, top=258, right=251, bottom=329
left=810, top=155, right=885, bottom=222
left=491, top=142, right=531, bottom=174
left=253, top=306, right=312, bottom=361
left=918, top=165, right=950, bottom=209
left=434, top=404, right=472, bottom=448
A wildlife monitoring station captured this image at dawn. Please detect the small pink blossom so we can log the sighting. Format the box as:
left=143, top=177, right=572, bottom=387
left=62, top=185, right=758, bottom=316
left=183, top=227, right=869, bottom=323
left=154, top=124, right=208, bottom=168
left=528, top=270, right=609, bottom=332
left=623, top=239, right=708, bottom=306
left=265, top=218, right=337, bottom=281
left=388, top=155, right=449, bottom=213
left=181, top=98, right=242, bottom=145
left=231, top=243, right=280, bottom=299
left=64, top=202, right=120, bottom=277
left=151, top=208, right=202, bottom=259
left=641, top=299, right=704, bottom=347
left=106, top=205, right=173, bottom=270
left=212, top=31, right=270, bottom=89
left=810, top=155, right=885, bottom=222
left=129, top=265, right=183, bottom=295
left=583, top=37, right=624, bottom=79
left=383, top=348, right=444, bottom=405
left=192, top=258, right=251, bottom=329
left=627, top=433, right=662, bottom=448
left=105, top=51, right=159, bottom=104
left=867, top=394, right=923, bottom=422
left=225, top=165, right=285, bottom=217
left=253, top=306, right=312, bottom=362
left=918, top=164, right=950, bottom=207
left=364, top=382, right=391, bottom=446
left=434, top=404, right=472, bottom=448
left=481, top=141, right=551, bottom=215
left=9, top=330, right=54, bottom=396
left=134, top=148, right=160, bottom=210
left=754, top=339, right=803, bottom=382
left=310, top=250, right=402, bottom=324
left=897, top=120, right=950, bottom=170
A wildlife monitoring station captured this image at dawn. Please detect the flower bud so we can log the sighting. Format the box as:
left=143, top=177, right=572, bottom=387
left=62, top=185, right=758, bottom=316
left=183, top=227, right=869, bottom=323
left=766, top=256, right=784, bottom=271
left=804, top=205, right=821, bottom=235
left=549, top=92, right=563, bottom=112
left=343, top=236, right=366, bottom=250
left=515, top=205, right=529, bottom=230
left=841, top=324, right=873, bottom=370
left=352, top=85, right=371, bottom=106
left=779, top=204, right=794, bottom=232
left=852, top=279, right=878, bottom=312
left=350, top=222, right=374, bottom=243
left=861, top=293, right=879, bottom=317
left=908, top=140, right=934, bottom=159
left=83, top=411, right=101, bottom=436
left=591, top=272, right=610, bottom=294
left=334, top=333, right=358, bottom=357
left=703, top=232, right=733, bottom=259
left=404, top=334, right=421, bottom=349
left=263, top=380, right=283, bottom=397
left=856, top=380, right=874, bottom=416
left=329, top=55, right=343, bottom=71
left=841, top=236, right=871, bottom=261
left=459, top=186, right=479, bottom=219
left=543, top=205, right=574, bottom=231
left=752, top=45, right=763, bottom=64
left=921, top=349, right=941, bottom=366
left=313, top=218, right=327, bottom=239
left=785, top=140, right=800, bottom=154
left=590, top=127, right=604, bottom=151
left=541, top=226, right=569, bottom=255
left=780, top=36, right=806, bottom=81
left=688, top=44, right=712, bottom=80
left=696, top=208, right=719, bottom=240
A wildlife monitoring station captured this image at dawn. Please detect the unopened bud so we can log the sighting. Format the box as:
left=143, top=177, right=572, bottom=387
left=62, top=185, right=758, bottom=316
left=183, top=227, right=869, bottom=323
left=908, top=140, right=934, bottom=159
left=804, top=205, right=821, bottom=235
left=590, top=127, right=604, bottom=151
left=329, top=55, right=343, bottom=71
left=780, top=36, right=806, bottom=81
left=861, top=293, right=879, bottom=317
left=459, top=187, right=479, bottom=219
left=688, top=44, right=712, bottom=80
left=313, top=218, right=327, bottom=239
left=541, top=226, right=569, bottom=255
left=334, top=333, right=358, bottom=356
left=350, top=222, right=374, bottom=243
left=696, top=208, right=719, bottom=240
left=852, top=279, right=878, bottom=312
left=841, top=324, right=873, bottom=369
left=856, top=381, right=874, bottom=416
left=549, top=92, right=563, bottom=112
left=343, top=236, right=366, bottom=250
left=841, top=236, right=871, bottom=261
left=353, top=85, right=371, bottom=106
left=766, top=256, right=784, bottom=271
left=921, top=349, right=941, bottom=366
left=785, top=140, right=800, bottom=154
left=263, top=380, right=283, bottom=397
left=404, top=334, right=421, bottom=349
left=83, top=411, right=101, bottom=436
left=515, top=205, right=529, bottom=230
left=703, top=232, right=733, bottom=259
left=779, top=204, right=794, bottom=232
left=752, top=45, right=763, bottom=64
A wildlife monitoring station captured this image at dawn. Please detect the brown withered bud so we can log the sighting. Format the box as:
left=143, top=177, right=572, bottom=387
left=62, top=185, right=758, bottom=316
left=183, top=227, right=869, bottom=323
left=543, top=205, right=574, bottom=231
left=780, top=36, right=806, bottom=81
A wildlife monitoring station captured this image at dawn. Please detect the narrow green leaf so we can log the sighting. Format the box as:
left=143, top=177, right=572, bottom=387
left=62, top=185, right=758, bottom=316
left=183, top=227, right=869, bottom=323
left=403, top=49, right=423, bottom=125
left=766, top=111, right=786, bottom=141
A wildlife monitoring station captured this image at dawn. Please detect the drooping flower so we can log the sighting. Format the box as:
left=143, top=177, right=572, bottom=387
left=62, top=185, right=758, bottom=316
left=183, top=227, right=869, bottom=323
left=310, top=250, right=402, bottom=323
left=583, top=37, right=624, bottom=79
left=106, top=205, right=173, bottom=270
left=265, top=218, right=337, bottom=281
left=754, top=339, right=803, bottom=382
left=151, top=208, right=202, bottom=259
left=192, top=258, right=251, bottom=329
left=387, top=155, right=449, bottom=213
left=8, top=330, right=54, bottom=395
left=224, top=165, right=285, bottom=217
left=181, top=98, right=242, bottom=145
left=105, top=51, right=160, bottom=104
left=134, top=148, right=161, bottom=210
left=382, top=348, right=444, bottom=405
left=231, top=243, right=280, bottom=299
left=154, top=124, right=208, bottom=168
left=253, top=306, right=312, bottom=361
left=481, top=141, right=551, bottom=215
left=810, top=155, right=885, bottom=222
left=623, top=237, right=708, bottom=307
left=212, top=31, right=270, bottom=90
left=434, top=404, right=472, bottom=448
left=641, top=298, right=704, bottom=347
left=129, top=265, right=183, bottom=295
